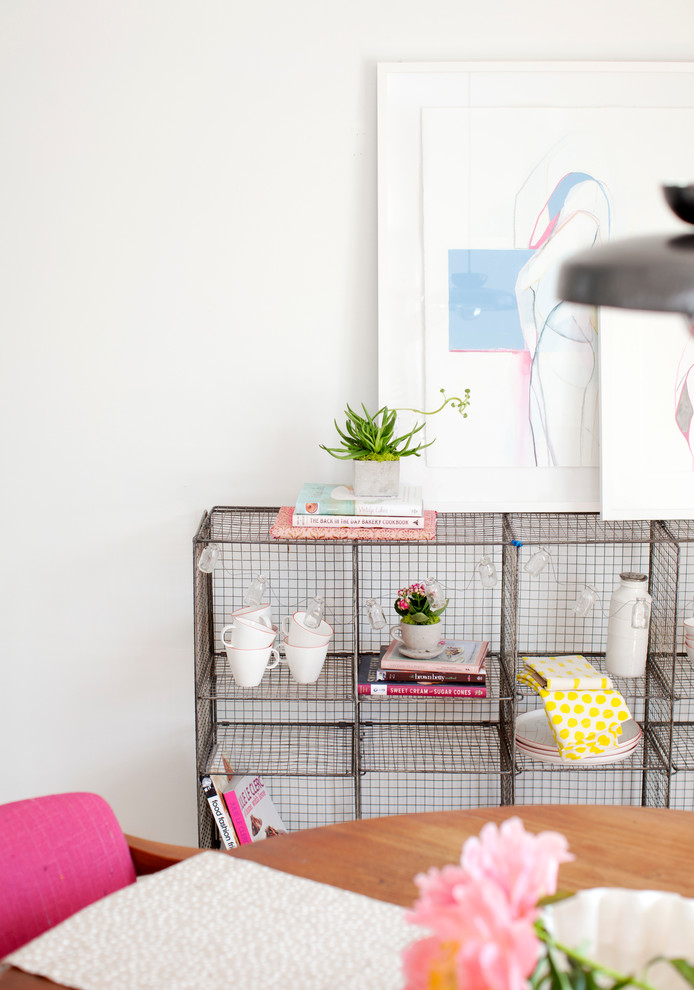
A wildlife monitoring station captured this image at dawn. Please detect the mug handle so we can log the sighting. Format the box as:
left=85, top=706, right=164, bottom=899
left=221, top=623, right=236, bottom=647
left=281, top=616, right=291, bottom=637
left=389, top=624, right=403, bottom=641
left=266, top=648, right=280, bottom=670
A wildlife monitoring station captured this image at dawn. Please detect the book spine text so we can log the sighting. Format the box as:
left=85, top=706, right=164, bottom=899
left=223, top=791, right=252, bottom=844
left=359, top=683, right=487, bottom=698
left=380, top=661, right=483, bottom=675
left=200, top=777, right=238, bottom=849
left=378, top=670, right=486, bottom=683
left=291, top=513, right=424, bottom=529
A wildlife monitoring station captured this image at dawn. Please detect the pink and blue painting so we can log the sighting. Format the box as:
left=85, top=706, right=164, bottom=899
left=446, top=170, right=611, bottom=467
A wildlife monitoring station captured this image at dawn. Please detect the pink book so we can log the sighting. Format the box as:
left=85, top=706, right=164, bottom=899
left=358, top=681, right=487, bottom=698
left=271, top=506, right=437, bottom=541
left=379, top=638, right=488, bottom=675
left=222, top=774, right=287, bottom=844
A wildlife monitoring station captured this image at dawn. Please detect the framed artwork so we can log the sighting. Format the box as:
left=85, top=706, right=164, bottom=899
left=600, top=310, right=694, bottom=520
left=377, top=61, right=694, bottom=512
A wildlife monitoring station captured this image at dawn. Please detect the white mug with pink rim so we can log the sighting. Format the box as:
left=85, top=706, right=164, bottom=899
left=221, top=616, right=277, bottom=650
left=232, top=603, right=273, bottom=628
left=685, top=616, right=694, bottom=658
left=279, top=638, right=329, bottom=684
left=224, top=644, right=280, bottom=687
left=281, top=611, right=333, bottom=647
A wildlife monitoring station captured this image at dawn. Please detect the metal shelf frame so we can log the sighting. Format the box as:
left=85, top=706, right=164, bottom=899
left=193, top=507, right=692, bottom=847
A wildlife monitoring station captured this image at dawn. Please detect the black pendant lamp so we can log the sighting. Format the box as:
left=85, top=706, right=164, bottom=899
left=558, top=185, right=694, bottom=318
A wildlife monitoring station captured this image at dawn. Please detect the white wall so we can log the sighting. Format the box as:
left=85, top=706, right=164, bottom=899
left=1, top=0, right=693, bottom=844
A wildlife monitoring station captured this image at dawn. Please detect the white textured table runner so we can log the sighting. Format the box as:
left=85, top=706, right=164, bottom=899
left=7, top=851, right=419, bottom=989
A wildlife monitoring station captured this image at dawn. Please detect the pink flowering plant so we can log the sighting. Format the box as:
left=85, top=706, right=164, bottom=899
left=402, top=817, right=694, bottom=990
left=395, top=580, right=449, bottom=625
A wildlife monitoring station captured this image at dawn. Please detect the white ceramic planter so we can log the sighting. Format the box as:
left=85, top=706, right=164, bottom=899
left=353, top=459, right=400, bottom=497
left=546, top=887, right=694, bottom=990
left=390, top=621, right=443, bottom=653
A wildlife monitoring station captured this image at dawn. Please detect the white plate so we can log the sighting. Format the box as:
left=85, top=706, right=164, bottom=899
left=545, top=888, right=694, bottom=989
left=516, top=736, right=639, bottom=758
left=515, top=740, right=639, bottom=766
left=516, top=709, right=641, bottom=751
left=396, top=644, right=446, bottom=660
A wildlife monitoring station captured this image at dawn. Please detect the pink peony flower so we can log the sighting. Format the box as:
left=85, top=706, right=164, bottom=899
left=402, top=935, right=459, bottom=989
left=403, top=818, right=573, bottom=990
left=460, top=816, right=573, bottom=918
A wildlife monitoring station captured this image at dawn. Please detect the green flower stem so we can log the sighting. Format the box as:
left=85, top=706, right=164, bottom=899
left=535, top=926, right=659, bottom=990
left=395, top=387, right=471, bottom=419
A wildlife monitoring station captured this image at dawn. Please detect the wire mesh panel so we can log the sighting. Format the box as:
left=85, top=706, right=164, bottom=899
left=507, top=515, right=653, bottom=658
left=514, top=766, right=646, bottom=805
left=360, top=772, right=502, bottom=818
left=208, top=725, right=353, bottom=777
left=206, top=653, right=353, bottom=704
left=663, top=519, right=694, bottom=654
left=668, top=769, right=694, bottom=810
left=360, top=723, right=504, bottom=773
left=208, top=513, right=354, bottom=656
left=670, top=662, right=694, bottom=722
left=355, top=517, right=509, bottom=813
left=642, top=732, right=672, bottom=807
left=356, top=515, right=505, bottom=656
left=259, top=777, right=357, bottom=832
left=654, top=520, right=694, bottom=794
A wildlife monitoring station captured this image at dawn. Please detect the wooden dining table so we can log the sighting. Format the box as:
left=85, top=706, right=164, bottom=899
left=2, top=804, right=693, bottom=989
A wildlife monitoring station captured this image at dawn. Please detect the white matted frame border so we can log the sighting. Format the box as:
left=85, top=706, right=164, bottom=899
left=377, top=60, right=694, bottom=513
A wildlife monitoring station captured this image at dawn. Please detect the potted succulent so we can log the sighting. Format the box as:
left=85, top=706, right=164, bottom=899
left=320, top=388, right=470, bottom=497
left=389, top=579, right=449, bottom=654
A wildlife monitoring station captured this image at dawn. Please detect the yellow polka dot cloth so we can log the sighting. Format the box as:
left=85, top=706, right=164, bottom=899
left=517, top=654, right=632, bottom=759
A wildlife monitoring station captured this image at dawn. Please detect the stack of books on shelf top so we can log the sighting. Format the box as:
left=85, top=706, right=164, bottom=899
left=293, top=482, right=425, bottom=529
left=358, top=638, right=489, bottom=698
left=271, top=483, right=437, bottom=540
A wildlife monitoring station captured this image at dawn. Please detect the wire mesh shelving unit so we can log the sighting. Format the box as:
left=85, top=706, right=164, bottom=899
left=193, top=507, right=690, bottom=848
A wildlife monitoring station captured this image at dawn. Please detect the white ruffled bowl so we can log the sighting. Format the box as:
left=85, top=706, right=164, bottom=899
left=545, top=888, right=694, bottom=990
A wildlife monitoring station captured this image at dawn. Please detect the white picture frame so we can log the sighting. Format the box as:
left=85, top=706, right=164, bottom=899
left=599, top=309, right=694, bottom=520
left=377, top=61, right=694, bottom=513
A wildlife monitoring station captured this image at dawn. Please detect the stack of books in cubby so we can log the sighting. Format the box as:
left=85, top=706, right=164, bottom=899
left=358, top=638, right=489, bottom=698
left=200, top=758, right=288, bottom=849
left=292, top=482, right=426, bottom=531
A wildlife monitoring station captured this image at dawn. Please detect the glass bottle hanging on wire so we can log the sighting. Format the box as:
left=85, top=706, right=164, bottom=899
left=423, top=577, right=446, bottom=609
left=365, top=598, right=387, bottom=630
left=244, top=574, right=268, bottom=607
left=477, top=556, right=498, bottom=589
left=304, top=596, right=324, bottom=629
left=197, top=544, right=220, bottom=573
left=524, top=547, right=551, bottom=576
left=571, top=585, right=598, bottom=618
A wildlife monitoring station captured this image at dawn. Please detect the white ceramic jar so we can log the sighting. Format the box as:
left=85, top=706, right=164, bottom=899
left=605, top=571, right=652, bottom=677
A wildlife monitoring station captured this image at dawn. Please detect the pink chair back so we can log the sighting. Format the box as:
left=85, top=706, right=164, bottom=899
left=0, top=792, right=137, bottom=957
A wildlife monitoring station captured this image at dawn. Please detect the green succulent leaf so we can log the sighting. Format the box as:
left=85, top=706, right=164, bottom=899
left=430, top=599, right=450, bottom=617
left=321, top=393, right=470, bottom=460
